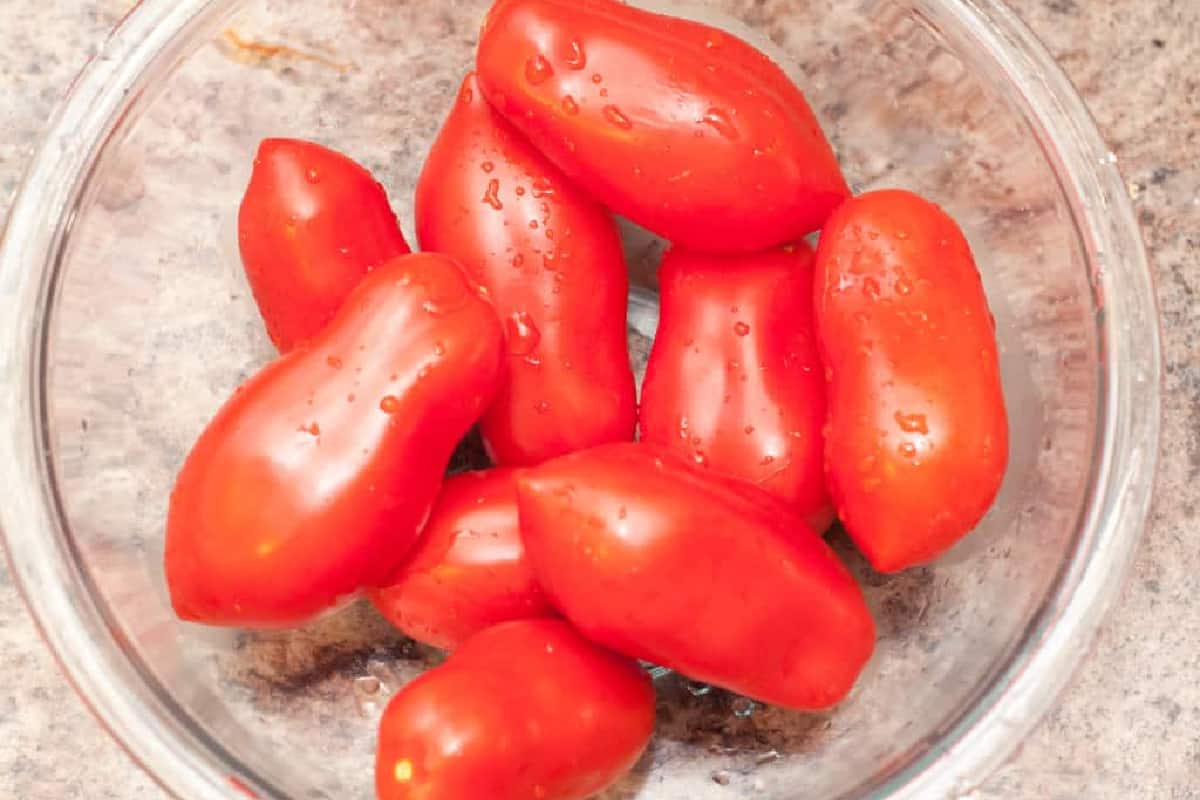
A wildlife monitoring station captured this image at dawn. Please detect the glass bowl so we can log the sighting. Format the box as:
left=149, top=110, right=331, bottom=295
left=0, top=0, right=1160, bottom=798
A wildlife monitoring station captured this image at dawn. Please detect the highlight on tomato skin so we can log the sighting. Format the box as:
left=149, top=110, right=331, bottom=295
left=814, top=189, right=1009, bottom=573
left=238, top=137, right=410, bottom=352
left=164, top=253, right=506, bottom=628
left=369, top=468, right=556, bottom=651
left=475, top=0, right=850, bottom=253
left=516, top=442, right=876, bottom=711
left=374, top=619, right=656, bottom=800
left=639, top=242, right=833, bottom=531
left=416, top=72, right=636, bottom=467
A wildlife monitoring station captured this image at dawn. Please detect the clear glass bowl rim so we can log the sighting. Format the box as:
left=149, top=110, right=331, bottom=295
left=0, top=0, right=1161, bottom=798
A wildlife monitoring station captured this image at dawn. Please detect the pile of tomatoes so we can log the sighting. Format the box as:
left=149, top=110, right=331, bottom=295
left=164, top=0, right=1009, bottom=797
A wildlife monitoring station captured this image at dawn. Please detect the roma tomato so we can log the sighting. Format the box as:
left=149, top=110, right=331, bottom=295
left=639, top=243, right=831, bottom=529
left=416, top=73, right=635, bottom=465
left=369, top=468, right=554, bottom=650
left=814, top=189, right=1008, bottom=573
left=517, top=443, right=874, bottom=710
left=375, top=619, right=654, bottom=800
left=475, top=0, right=850, bottom=252
left=238, top=138, right=410, bottom=352
left=166, top=254, right=505, bottom=627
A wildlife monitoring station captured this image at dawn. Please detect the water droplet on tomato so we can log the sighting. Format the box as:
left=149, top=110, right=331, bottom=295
left=529, top=219, right=539, bottom=229
left=896, top=230, right=910, bottom=240
left=480, top=161, right=495, bottom=173
left=417, top=366, right=431, bottom=380
left=895, top=278, right=913, bottom=295
left=459, top=83, right=474, bottom=104
left=506, top=311, right=542, bottom=355
left=305, top=168, right=320, bottom=183
left=899, top=441, right=917, bottom=457
left=379, top=395, right=401, bottom=414
left=512, top=253, right=525, bottom=268
left=525, top=54, right=554, bottom=85
left=481, top=178, right=503, bottom=210
left=433, top=342, right=446, bottom=357
left=326, top=355, right=343, bottom=369
left=895, top=411, right=929, bottom=434
left=565, top=38, right=586, bottom=69
left=531, top=178, right=555, bottom=199
left=299, top=421, right=321, bottom=436
left=693, top=451, right=708, bottom=466
left=744, top=425, right=755, bottom=435
left=535, top=400, right=551, bottom=414
left=863, top=277, right=881, bottom=298
left=561, top=95, right=579, bottom=115
left=602, top=105, right=632, bottom=130
left=591, top=73, right=603, bottom=83
left=734, top=321, right=750, bottom=336
left=700, top=108, right=739, bottom=140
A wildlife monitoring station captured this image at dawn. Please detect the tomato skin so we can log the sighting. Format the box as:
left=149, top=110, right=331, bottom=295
left=516, top=443, right=874, bottom=710
left=814, top=190, right=1009, bottom=573
left=639, top=244, right=832, bottom=529
left=369, top=469, right=555, bottom=650
left=165, top=254, right=505, bottom=627
left=474, top=0, right=849, bottom=253
left=416, top=74, right=635, bottom=466
left=375, top=619, right=655, bottom=800
left=238, top=138, right=410, bottom=352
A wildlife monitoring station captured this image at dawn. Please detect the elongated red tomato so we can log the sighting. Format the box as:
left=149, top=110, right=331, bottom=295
left=815, top=190, right=1008, bottom=572
left=639, top=243, right=831, bottom=529
left=369, top=469, right=554, bottom=650
left=166, top=254, right=505, bottom=627
left=517, top=443, right=874, bottom=709
left=375, top=619, right=654, bottom=800
left=416, top=73, right=635, bottom=465
left=239, top=138, right=410, bottom=351
left=475, top=0, right=849, bottom=252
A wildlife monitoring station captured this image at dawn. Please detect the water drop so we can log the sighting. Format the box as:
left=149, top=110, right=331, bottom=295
left=862, top=277, right=881, bottom=298
left=380, top=395, right=401, bottom=414
left=417, top=366, right=431, bottom=380
left=894, top=278, right=913, bottom=295
left=895, top=411, right=929, bottom=434
left=305, top=168, right=320, bottom=183
left=481, top=161, right=495, bottom=173
left=731, top=697, right=757, bottom=718
left=529, top=219, right=539, bottom=229
left=895, top=230, right=910, bottom=240
left=459, top=83, right=474, bottom=104
left=482, top=178, right=503, bottom=210
left=603, top=105, right=633, bottom=130
left=565, top=38, right=586, bottom=69
left=591, top=73, right=603, bottom=83
left=299, top=422, right=321, bottom=437
left=530, top=178, right=555, bottom=199
left=433, top=342, right=446, bottom=357
left=506, top=310, right=542, bottom=355
left=744, top=425, right=755, bottom=435
left=693, top=452, right=708, bottom=466
left=525, top=54, right=554, bottom=85
left=700, top=108, right=739, bottom=140
left=561, top=95, right=579, bottom=115
left=535, top=400, right=551, bottom=414
left=326, top=355, right=343, bottom=369
left=512, top=253, right=525, bottom=268
left=734, top=321, right=750, bottom=336
left=899, top=441, right=917, bottom=457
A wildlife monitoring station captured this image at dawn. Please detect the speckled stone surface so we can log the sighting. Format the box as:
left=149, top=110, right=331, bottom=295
left=0, top=1, right=1197, bottom=798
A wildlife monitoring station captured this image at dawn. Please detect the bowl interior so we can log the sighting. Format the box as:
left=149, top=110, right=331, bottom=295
left=41, top=0, right=1100, bottom=796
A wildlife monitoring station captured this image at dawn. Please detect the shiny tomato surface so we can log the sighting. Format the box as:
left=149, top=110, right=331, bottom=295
left=517, top=443, right=875, bottom=709
left=475, top=0, right=849, bottom=252
left=814, top=189, right=1009, bottom=572
left=238, top=138, right=410, bottom=352
left=416, top=73, right=635, bottom=465
left=370, top=468, right=554, bottom=650
left=375, top=619, right=655, bottom=800
left=639, top=243, right=832, bottom=529
left=166, top=254, right=504, bottom=626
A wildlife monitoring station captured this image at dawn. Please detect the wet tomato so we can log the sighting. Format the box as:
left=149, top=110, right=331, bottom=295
left=474, top=0, right=849, bottom=252
left=375, top=619, right=655, bottom=800
left=370, top=468, right=554, bottom=650
left=416, top=73, right=635, bottom=465
left=639, top=243, right=832, bottom=529
left=166, top=253, right=505, bottom=627
left=814, top=189, right=1008, bottom=572
left=238, top=138, right=410, bottom=351
left=517, top=443, right=875, bottom=710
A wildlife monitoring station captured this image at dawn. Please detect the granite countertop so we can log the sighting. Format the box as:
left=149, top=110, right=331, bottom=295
left=0, top=1, right=1197, bottom=797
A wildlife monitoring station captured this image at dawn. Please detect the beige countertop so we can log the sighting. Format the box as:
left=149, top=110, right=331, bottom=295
left=0, top=0, right=1197, bottom=797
